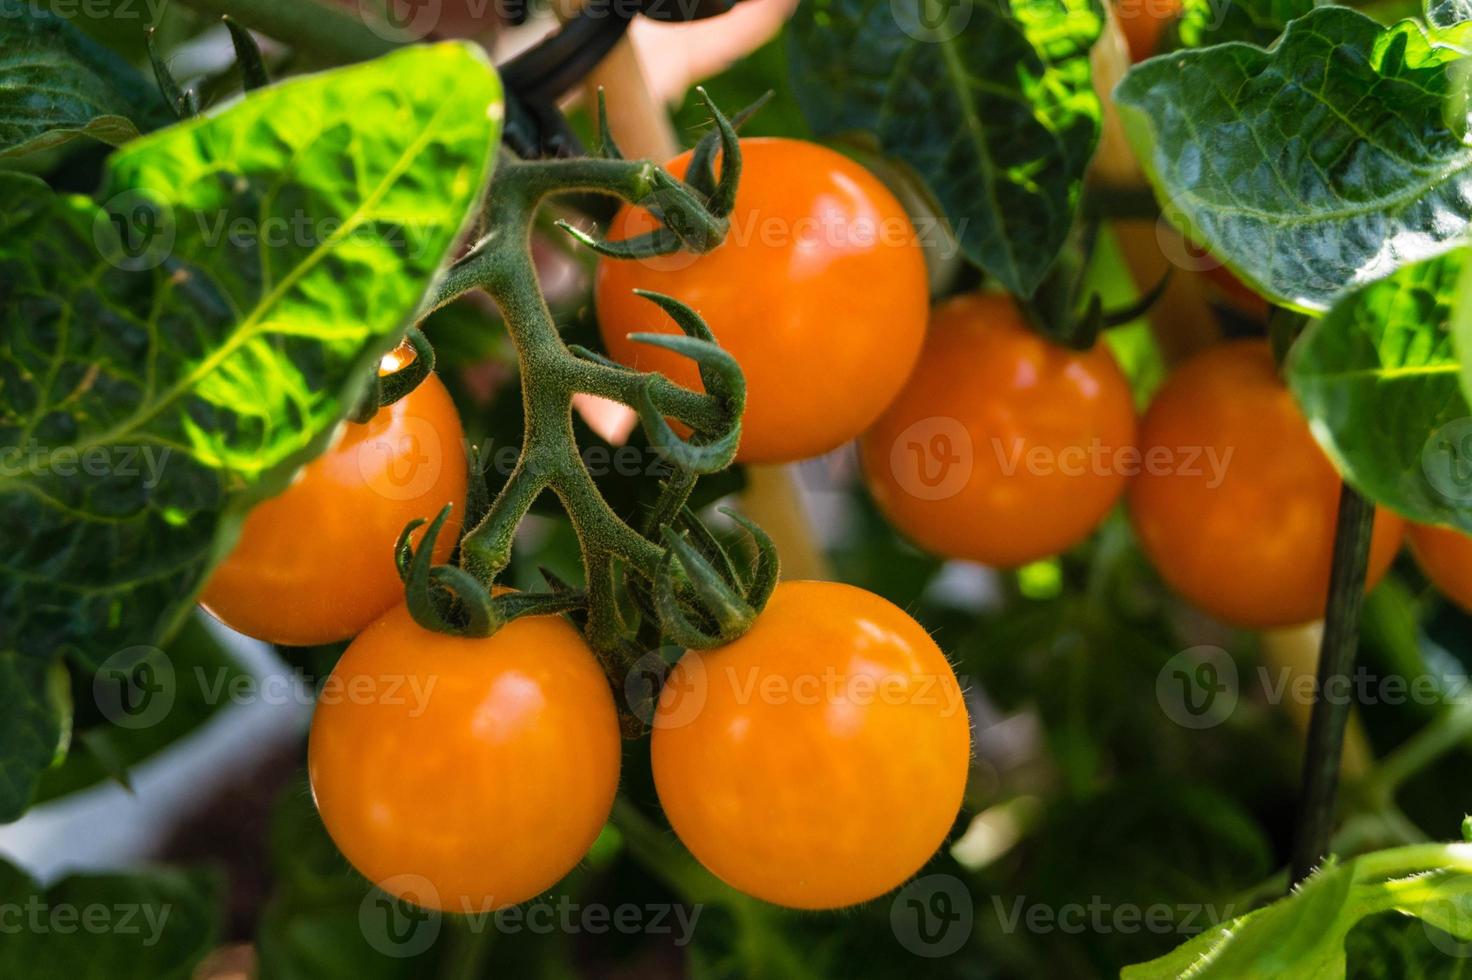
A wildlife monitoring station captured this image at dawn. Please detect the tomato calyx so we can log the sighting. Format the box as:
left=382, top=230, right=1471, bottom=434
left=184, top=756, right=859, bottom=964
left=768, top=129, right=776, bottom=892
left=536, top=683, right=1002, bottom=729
left=395, top=504, right=588, bottom=635
left=391, top=92, right=778, bottom=655
left=653, top=508, right=779, bottom=648
left=556, top=88, right=751, bottom=259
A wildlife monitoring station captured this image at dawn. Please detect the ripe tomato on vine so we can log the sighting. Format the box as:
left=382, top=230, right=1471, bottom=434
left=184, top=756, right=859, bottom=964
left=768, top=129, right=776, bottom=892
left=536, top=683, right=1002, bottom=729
left=596, top=137, right=930, bottom=464
left=199, top=367, right=467, bottom=647
left=650, top=580, right=971, bottom=910
left=308, top=601, right=622, bottom=912
left=860, top=293, right=1138, bottom=568
left=1128, top=340, right=1405, bottom=629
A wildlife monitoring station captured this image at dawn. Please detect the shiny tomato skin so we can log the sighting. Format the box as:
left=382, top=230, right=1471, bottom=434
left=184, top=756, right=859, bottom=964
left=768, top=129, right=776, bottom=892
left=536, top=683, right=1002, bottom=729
left=595, top=138, right=930, bottom=464
left=1127, top=340, right=1405, bottom=628
left=200, top=372, right=467, bottom=646
left=308, top=602, right=622, bottom=912
left=1408, top=523, right=1472, bottom=613
left=859, top=293, right=1138, bottom=567
left=650, top=580, right=970, bottom=910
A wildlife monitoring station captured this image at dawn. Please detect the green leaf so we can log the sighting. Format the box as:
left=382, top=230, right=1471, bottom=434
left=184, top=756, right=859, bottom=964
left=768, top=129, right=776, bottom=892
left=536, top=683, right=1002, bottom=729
left=0, top=42, right=500, bottom=821
left=1123, top=842, right=1472, bottom=979
left=1287, top=251, right=1472, bottom=530
left=32, top=613, right=247, bottom=804
left=786, top=0, right=1103, bottom=296
left=1169, top=0, right=1315, bottom=49
left=0, top=857, right=221, bottom=979
left=1116, top=7, right=1472, bottom=311
left=0, top=653, right=65, bottom=822
left=0, top=0, right=171, bottom=158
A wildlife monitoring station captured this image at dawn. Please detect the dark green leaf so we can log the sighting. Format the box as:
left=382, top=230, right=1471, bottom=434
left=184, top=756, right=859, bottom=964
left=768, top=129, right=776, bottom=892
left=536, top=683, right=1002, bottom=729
left=0, top=857, right=221, bottom=979
left=1288, top=252, right=1472, bottom=530
left=0, top=653, right=65, bottom=821
left=33, top=613, right=247, bottom=803
left=787, top=0, right=1103, bottom=296
left=0, top=42, right=500, bottom=821
left=0, top=0, right=171, bottom=158
left=1117, top=7, right=1472, bottom=311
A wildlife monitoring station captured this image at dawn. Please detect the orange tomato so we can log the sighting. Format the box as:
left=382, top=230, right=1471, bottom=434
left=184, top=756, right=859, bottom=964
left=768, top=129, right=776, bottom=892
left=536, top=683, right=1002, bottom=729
left=651, top=580, right=970, bottom=909
left=595, top=138, right=930, bottom=464
left=859, top=293, right=1138, bottom=567
left=1408, top=523, right=1472, bottom=613
left=1113, top=0, right=1183, bottom=62
left=1128, top=340, right=1404, bottom=628
left=308, top=602, right=621, bottom=912
left=200, top=371, right=467, bottom=646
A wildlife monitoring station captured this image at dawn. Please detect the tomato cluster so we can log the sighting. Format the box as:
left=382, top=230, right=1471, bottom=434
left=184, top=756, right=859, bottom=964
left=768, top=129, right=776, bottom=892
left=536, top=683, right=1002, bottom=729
left=199, top=168, right=972, bottom=909
left=197, top=131, right=1472, bottom=922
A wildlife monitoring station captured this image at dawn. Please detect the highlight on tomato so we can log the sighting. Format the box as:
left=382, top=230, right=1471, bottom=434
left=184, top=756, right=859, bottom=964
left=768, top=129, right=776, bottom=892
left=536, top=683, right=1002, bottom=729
left=308, top=601, right=622, bottom=913
left=199, top=362, right=467, bottom=647
left=1127, top=340, right=1405, bottom=629
left=859, top=292, right=1138, bottom=568
left=650, top=580, right=971, bottom=910
left=595, top=137, right=930, bottom=464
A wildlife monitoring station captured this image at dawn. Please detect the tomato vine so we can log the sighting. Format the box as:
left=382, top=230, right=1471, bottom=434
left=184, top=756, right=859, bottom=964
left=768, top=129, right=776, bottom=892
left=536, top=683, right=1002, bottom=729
left=405, top=92, right=777, bottom=654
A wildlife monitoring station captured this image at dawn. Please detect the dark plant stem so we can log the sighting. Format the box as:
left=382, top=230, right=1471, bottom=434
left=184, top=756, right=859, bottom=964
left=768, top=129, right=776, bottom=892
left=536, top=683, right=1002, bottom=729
left=1289, top=483, right=1376, bottom=887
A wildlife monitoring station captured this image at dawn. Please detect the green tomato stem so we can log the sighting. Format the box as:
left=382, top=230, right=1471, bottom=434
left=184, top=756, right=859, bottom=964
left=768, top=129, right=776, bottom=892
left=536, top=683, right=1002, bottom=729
left=415, top=147, right=751, bottom=650
left=1363, top=699, right=1472, bottom=806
